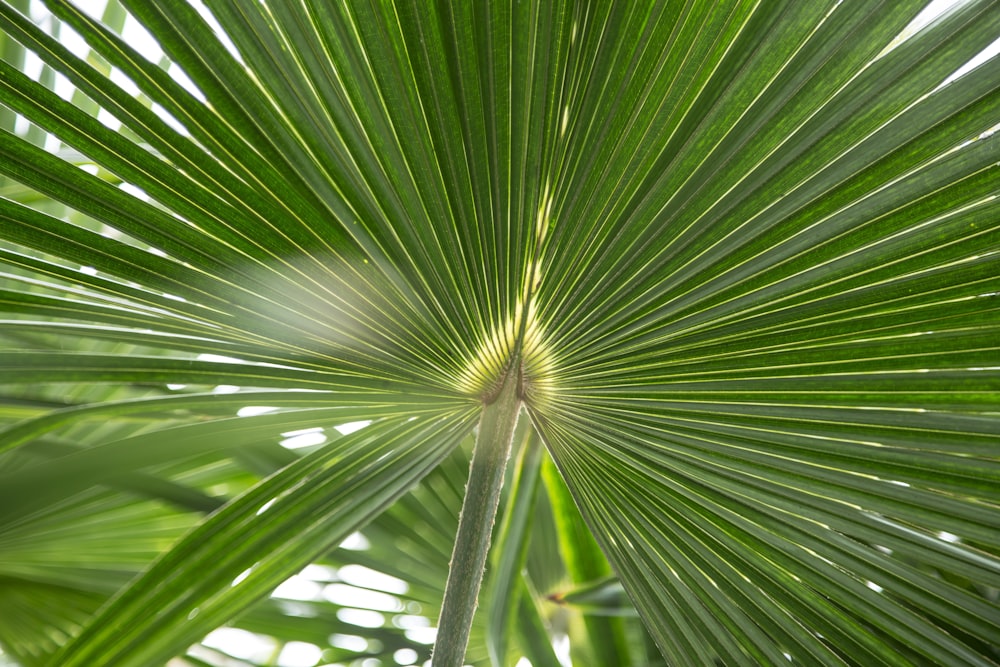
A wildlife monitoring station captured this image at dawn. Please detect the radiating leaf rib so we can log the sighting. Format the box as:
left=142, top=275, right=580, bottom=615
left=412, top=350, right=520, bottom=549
left=114, top=0, right=351, bottom=233
left=0, top=352, right=443, bottom=396
left=0, top=289, right=221, bottom=336
left=520, top=1, right=1000, bottom=663
left=0, top=384, right=447, bottom=456
left=49, top=410, right=476, bottom=667
left=0, top=406, right=432, bottom=524
left=0, top=57, right=280, bottom=266
left=0, top=0, right=27, bottom=135
left=539, top=382, right=1000, bottom=660
left=0, top=138, right=395, bottom=360
left=542, top=419, right=999, bottom=666
left=0, top=389, right=356, bottom=453
left=2, top=3, right=475, bottom=388
left=0, top=198, right=228, bottom=318
left=0, top=132, right=255, bottom=282
left=0, top=248, right=231, bottom=328
left=11, top=0, right=354, bottom=256
left=539, top=1, right=997, bottom=355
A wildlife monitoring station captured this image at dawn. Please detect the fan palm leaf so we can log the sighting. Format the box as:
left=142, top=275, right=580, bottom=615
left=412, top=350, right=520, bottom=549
left=0, top=0, right=998, bottom=665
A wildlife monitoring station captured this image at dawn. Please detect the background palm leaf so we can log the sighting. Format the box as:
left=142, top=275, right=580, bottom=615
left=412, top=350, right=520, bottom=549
left=1, top=0, right=998, bottom=665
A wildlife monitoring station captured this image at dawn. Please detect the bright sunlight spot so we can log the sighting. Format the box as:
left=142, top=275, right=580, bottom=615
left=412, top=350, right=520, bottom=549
left=394, top=648, right=418, bottom=665
left=301, top=564, right=338, bottom=581
left=280, top=427, right=327, bottom=450
left=188, top=0, right=245, bottom=65
left=553, top=634, right=571, bottom=666
left=336, top=608, right=385, bottom=629
left=121, top=13, right=165, bottom=63
left=323, top=584, right=404, bottom=612
left=393, top=615, right=431, bottom=631
left=334, top=420, right=372, bottom=435
left=338, top=532, right=371, bottom=551
left=277, top=641, right=323, bottom=667
left=339, top=565, right=409, bottom=595
left=272, top=575, right=324, bottom=602
left=202, top=628, right=275, bottom=662
left=403, top=626, right=436, bottom=645
left=330, top=634, right=368, bottom=652
left=231, top=565, right=255, bottom=587
left=197, top=353, right=248, bottom=364
left=256, top=498, right=276, bottom=516
left=237, top=405, right=280, bottom=417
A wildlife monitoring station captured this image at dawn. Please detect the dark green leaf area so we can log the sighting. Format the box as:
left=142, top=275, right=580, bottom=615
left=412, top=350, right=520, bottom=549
left=542, top=423, right=1000, bottom=667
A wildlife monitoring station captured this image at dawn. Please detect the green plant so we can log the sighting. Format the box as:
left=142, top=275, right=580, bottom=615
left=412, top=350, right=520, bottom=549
left=1, top=0, right=998, bottom=665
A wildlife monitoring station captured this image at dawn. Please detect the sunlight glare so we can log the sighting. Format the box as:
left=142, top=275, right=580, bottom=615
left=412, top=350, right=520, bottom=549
left=394, top=648, right=418, bottom=665
left=202, top=628, right=275, bottom=661
left=403, top=626, right=436, bottom=645
left=238, top=405, right=280, bottom=417
left=277, top=641, right=323, bottom=667
left=339, top=564, right=408, bottom=594
left=272, top=575, right=324, bottom=601
left=334, top=420, right=372, bottom=435
left=339, top=532, right=371, bottom=550
left=330, top=634, right=368, bottom=651
left=323, top=584, right=403, bottom=612
left=336, top=608, right=385, bottom=629
left=280, top=428, right=327, bottom=450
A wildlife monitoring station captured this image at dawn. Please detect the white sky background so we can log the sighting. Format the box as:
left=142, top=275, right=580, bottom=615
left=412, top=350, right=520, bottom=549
left=4, top=0, right=998, bottom=666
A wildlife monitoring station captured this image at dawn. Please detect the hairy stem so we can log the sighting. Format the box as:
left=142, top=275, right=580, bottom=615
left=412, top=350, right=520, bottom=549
left=433, top=364, right=522, bottom=666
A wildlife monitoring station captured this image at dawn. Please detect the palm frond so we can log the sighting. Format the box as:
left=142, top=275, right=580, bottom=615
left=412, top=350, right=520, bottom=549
left=0, top=0, right=997, bottom=665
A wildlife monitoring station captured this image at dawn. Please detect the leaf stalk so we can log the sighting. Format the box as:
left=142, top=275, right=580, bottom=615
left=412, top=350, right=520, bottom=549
left=433, top=360, right=522, bottom=666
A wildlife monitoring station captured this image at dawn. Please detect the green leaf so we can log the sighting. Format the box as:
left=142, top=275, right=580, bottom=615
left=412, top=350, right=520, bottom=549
left=49, top=411, right=475, bottom=667
left=1, top=0, right=998, bottom=664
left=485, top=426, right=543, bottom=665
